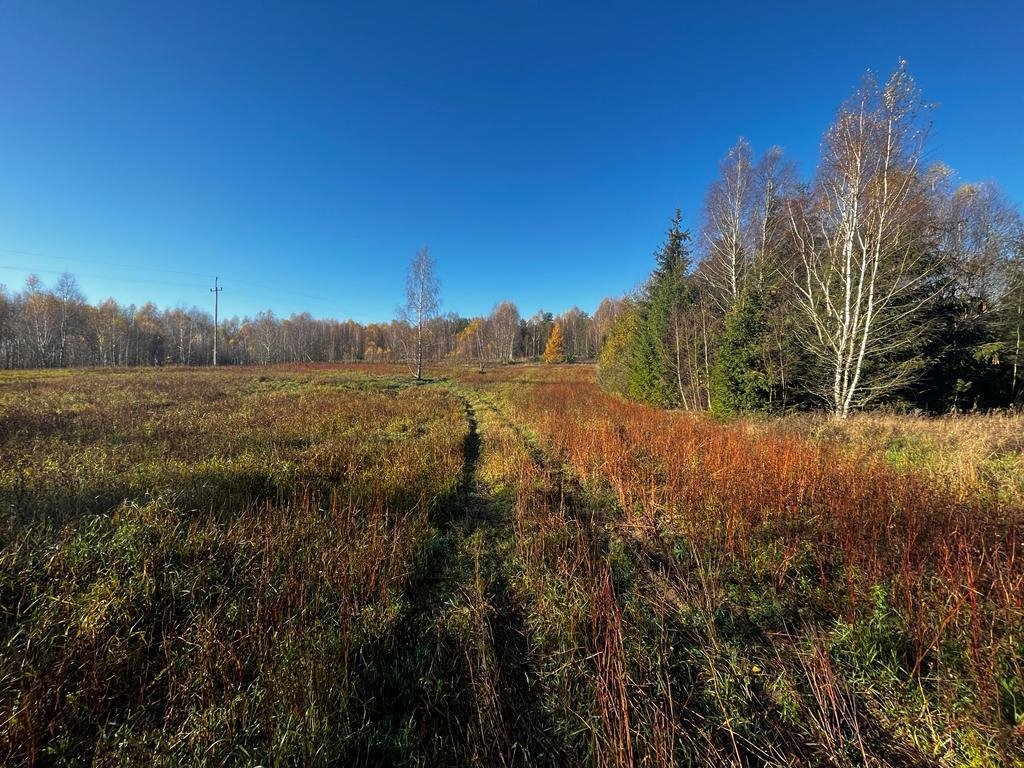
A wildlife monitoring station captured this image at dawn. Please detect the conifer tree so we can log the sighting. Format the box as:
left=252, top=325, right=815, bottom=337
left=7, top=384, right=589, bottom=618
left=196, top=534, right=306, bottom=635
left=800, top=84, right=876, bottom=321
left=627, top=210, right=695, bottom=406
left=709, top=284, right=774, bottom=415
left=543, top=321, right=567, bottom=363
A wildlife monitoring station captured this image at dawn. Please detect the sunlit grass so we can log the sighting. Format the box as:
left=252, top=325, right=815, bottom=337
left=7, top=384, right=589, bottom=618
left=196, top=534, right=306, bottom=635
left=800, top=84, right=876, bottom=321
left=1, top=363, right=1021, bottom=766
left=0, top=365, right=465, bottom=764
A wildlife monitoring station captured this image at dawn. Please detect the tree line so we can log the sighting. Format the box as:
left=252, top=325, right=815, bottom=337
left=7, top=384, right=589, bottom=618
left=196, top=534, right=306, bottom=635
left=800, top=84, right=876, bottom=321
left=0, top=270, right=610, bottom=369
left=4, top=62, right=1020, bottom=416
left=599, top=62, right=1024, bottom=416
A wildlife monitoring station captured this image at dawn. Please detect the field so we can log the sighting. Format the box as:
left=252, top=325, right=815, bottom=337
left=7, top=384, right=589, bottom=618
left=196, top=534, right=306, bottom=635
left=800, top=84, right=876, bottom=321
left=1, top=364, right=1022, bottom=767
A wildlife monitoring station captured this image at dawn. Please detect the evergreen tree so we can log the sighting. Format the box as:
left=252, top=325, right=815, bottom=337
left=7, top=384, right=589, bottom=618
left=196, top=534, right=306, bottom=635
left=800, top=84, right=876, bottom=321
left=709, top=284, right=774, bottom=415
left=543, top=321, right=567, bottom=363
left=910, top=292, right=1005, bottom=411
left=626, top=301, right=672, bottom=404
left=626, top=210, right=695, bottom=406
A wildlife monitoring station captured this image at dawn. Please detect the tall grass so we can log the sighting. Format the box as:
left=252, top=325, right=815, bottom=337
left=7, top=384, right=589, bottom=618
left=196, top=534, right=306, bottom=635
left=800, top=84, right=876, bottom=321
left=1, top=367, right=465, bottom=764
left=2, top=363, right=1021, bottom=765
left=504, top=375, right=1024, bottom=764
left=793, top=410, right=1024, bottom=505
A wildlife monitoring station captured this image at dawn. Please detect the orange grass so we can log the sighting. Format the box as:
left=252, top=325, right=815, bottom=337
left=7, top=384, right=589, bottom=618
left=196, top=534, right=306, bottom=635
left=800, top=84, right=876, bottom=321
left=504, top=375, right=1024, bottom=760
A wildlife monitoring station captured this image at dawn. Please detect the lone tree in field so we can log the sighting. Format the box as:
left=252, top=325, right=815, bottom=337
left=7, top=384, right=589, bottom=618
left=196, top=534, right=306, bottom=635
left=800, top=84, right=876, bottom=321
left=403, top=246, right=440, bottom=380
left=543, top=321, right=567, bottom=363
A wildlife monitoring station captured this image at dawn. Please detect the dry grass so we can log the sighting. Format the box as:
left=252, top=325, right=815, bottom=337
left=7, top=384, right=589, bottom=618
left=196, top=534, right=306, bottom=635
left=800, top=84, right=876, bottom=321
left=1, top=362, right=1021, bottom=766
left=787, top=411, right=1024, bottom=505
left=499, top=368, right=1024, bottom=765
left=0, top=365, right=466, bottom=764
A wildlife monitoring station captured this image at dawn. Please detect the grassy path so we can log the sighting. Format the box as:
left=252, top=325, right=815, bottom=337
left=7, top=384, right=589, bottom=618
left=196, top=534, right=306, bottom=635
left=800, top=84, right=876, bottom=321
left=355, top=377, right=949, bottom=765
left=368, top=387, right=560, bottom=766
left=5, top=366, right=1018, bottom=766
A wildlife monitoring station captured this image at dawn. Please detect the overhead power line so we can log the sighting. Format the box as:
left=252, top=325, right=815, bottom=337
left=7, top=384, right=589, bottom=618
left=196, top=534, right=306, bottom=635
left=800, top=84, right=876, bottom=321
left=0, top=247, right=210, bottom=279
left=0, top=246, right=385, bottom=316
left=0, top=257, right=386, bottom=320
left=0, top=264, right=205, bottom=291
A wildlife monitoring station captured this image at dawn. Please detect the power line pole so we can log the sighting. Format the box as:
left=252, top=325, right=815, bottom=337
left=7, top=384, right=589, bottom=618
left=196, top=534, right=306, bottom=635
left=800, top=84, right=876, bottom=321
left=210, top=277, right=223, bottom=366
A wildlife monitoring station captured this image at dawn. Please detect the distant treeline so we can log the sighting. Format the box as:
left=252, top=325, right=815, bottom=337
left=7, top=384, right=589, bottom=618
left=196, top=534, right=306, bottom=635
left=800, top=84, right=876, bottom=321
left=5, top=61, right=1021, bottom=416
left=599, top=62, right=1024, bottom=416
left=0, top=276, right=610, bottom=368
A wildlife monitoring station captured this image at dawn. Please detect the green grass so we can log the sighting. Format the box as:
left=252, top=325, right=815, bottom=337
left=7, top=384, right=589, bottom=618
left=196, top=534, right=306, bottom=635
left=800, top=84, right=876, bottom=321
left=2, top=363, right=1022, bottom=766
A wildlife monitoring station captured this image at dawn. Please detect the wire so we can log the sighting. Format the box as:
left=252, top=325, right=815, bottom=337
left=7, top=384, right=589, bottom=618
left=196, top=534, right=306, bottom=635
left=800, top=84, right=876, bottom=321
left=0, top=264, right=205, bottom=291
left=0, top=246, right=386, bottom=315
left=0, top=247, right=211, bottom=280
left=0, top=263, right=386, bottom=319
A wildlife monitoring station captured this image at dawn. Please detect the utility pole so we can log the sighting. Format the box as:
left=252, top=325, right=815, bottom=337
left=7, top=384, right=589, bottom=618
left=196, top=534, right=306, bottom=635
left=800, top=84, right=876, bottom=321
left=210, top=277, right=223, bottom=366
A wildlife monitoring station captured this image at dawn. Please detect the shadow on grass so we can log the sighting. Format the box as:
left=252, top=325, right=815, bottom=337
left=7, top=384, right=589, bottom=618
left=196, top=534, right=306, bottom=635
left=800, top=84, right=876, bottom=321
left=343, top=398, right=563, bottom=766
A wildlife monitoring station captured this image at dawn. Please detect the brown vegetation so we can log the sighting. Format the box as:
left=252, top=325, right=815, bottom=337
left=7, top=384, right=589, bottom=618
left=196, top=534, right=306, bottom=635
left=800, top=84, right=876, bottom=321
left=1, top=363, right=1021, bottom=765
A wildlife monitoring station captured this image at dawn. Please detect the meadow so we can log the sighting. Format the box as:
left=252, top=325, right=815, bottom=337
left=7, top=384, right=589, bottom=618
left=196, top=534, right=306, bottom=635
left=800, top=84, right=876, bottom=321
left=1, top=364, right=1022, bottom=766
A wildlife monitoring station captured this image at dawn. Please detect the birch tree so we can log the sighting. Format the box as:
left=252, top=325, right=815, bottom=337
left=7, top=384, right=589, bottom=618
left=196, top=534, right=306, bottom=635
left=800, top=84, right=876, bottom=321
left=702, top=138, right=753, bottom=306
left=941, top=181, right=1024, bottom=404
left=789, top=62, right=942, bottom=417
left=55, top=273, right=84, bottom=367
left=592, top=297, right=622, bottom=351
left=943, top=182, right=1022, bottom=315
left=403, top=245, right=440, bottom=380
left=488, top=301, right=520, bottom=362
left=21, top=275, right=55, bottom=367
left=1010, top=258, right=1024, bottom=402
left=701, top=140, right=794, bottom=308
left=749, top=146, right=796, bottom=286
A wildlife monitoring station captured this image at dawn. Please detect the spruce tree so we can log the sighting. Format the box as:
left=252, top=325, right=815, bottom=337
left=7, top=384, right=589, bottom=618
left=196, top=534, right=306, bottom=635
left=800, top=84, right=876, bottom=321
left=627, top=210, right=694, bottom=406
left=709, top=284, right=774, bottom=416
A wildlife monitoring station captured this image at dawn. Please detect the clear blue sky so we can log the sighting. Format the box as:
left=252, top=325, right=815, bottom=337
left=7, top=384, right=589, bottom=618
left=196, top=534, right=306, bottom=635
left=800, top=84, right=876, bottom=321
left=1, top=1, right=1021, bottom=323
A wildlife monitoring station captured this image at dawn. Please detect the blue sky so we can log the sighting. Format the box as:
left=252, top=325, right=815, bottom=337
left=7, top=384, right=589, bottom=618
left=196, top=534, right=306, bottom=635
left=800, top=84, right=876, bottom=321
left=1, top=1, right=1021, bottom=323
